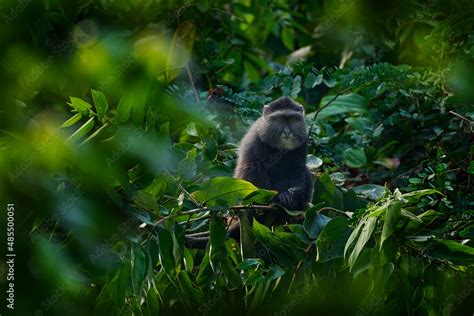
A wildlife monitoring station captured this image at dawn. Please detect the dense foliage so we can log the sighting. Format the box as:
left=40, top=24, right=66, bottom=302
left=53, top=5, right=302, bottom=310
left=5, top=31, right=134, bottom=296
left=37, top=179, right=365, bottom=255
left=1, top=1, right=473, bottom=315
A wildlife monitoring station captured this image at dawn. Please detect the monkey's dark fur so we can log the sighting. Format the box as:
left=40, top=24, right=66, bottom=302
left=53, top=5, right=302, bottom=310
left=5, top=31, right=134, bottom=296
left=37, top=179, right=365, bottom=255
left=186, top=97, right=313, bottom=248
left=234, top=97, right=313, bottom=209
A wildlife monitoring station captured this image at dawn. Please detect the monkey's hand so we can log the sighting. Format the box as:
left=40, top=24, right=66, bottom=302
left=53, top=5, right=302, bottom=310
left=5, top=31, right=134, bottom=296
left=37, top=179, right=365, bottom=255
left=274, top=187, right=304, bottom=210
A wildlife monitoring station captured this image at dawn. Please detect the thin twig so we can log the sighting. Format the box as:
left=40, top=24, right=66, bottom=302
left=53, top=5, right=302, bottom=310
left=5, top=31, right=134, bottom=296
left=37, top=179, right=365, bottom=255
left=186, top=231, right=210, bottom=237
left=318, top=207, right=351, bottom=218
left=313, top=93, right=341, bottom=121
left=449, top=110, right=473, bottom=124
left=186, top=65, right=200, bottom=102
left=162, top=167, right=201, bottom=207
left=308, top=92, right=341, bottom=137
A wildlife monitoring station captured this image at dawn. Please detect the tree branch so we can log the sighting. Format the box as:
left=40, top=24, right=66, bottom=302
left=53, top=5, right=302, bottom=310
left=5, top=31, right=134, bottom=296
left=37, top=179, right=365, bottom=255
left=153, top=204, right=280, bottom=226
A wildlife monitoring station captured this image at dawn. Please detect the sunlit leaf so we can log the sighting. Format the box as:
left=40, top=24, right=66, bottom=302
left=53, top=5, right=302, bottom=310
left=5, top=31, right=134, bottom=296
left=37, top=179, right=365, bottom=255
left=91, top=89, right=109, bottom=122
left=348, top=216, right=377, bottom=270
left=380, top=202, right=401, bottom=249
left=60, top=113, right=82, bottom=128
left=68, top=97, right=92, bottom=115
left=66, top=117, right=95, bottom=142
left=192, top=177, right=259, bottom=207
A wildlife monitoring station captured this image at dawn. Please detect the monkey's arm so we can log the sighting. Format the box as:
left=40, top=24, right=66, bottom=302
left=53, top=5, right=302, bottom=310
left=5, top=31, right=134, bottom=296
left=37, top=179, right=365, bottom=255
left=274, top=169, right=313, bottom=210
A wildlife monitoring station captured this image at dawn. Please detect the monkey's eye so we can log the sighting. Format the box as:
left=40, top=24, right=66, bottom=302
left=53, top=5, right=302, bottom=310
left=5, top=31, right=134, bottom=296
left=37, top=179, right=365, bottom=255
left=272, top=116, right=284, bottom=123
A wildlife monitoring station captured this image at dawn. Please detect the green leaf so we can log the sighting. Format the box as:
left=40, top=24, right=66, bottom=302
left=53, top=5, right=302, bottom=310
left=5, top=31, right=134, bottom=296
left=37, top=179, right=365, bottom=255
left=177, top=148, right=198, bottom=180
left=468, top=160, right=474, bottom=174
left=178, top=270, right=204, bottom=302
left=304, top=73, right=323, bottom=89
left=348, top=216, right=377, bottom=270
left=66, top=117, right=95, bottom=142
left=244, top=61, right=260, bottom=83
left=210, top=217, right=227, bottom=254
left=307, top=93, right=367, bottom=121
left=281, top=26, right=295, bottom=50
left=253, top=219, right=303, bottom=267
left=81, top=122, right=109, bottom=145
left=60, top=113, right=82, bottom=128
left=428, top=240, right=474, bottom=265
left=306, top=154, right=323, bottom=170
left=166, top=22, right=196, bottom=82
left=317, top=217, right=351, bottom=263
left=380, top=202, right=401, bottom=249
left=68, top=97, right=91, bottom=115
left=183, top=248, right=194, bottom=273
left=240, top=213, right=256, bottom=258
left=312, top=174, right=344, bottom=210
left=143, top=176, right=167, bottom=199
left=249, top=280, right=271, bottom=312
left=134, top=190, right=159, bottom=212
left=303, top=207, right=331, bottom=239
left=344, top=220, right=364, bottom=258
left=91, top=89, right=109, bottom=122
left=221, top=256, right=242, bottom=288
left=353, top=184, right=386, bottom=200
left=242, top=189, right=277, bottom=205
left=158, top=229, right=175, bottom=276
left=192, top=177, right=259, bottom=207
left=116, top=95, right=133, bottom=123
left=236, top=258, right=264, bottom=270
left=196, top=248, right=213, bottom=286
left=131, top=247, right=147, bottom=293
left=109, top=262, right=130, bottom=303
left=406, top=210, right=442, bottom=231
left=343, top=148, right=367, bottom=168
left=401, top=189, right=444, bottom=201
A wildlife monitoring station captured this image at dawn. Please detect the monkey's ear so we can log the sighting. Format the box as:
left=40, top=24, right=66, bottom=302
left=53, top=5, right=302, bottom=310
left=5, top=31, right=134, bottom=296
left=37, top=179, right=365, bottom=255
left=263, top=104, right=271, bottom=116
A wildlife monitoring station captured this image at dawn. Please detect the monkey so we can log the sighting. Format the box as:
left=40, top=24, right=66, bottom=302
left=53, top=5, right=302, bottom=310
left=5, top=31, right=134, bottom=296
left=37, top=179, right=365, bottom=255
left=234, top=96, right=313, bottom=210
left=185, top=97, right=313, bottom=248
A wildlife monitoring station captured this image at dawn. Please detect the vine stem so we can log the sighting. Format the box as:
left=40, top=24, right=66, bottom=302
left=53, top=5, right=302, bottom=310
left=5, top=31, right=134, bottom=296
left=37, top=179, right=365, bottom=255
left=307, top=92, right=341, bottom=137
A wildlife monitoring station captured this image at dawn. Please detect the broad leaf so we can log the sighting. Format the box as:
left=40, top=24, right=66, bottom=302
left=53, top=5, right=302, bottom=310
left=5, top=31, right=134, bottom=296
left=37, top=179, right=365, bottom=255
left=348, top=216, right=377, bottom=270
left=158, top=229, right=175, bottom=276
left=308, top=93, right=367, bottom=121
left=317, top=217, right=351, bottom=262
left=303, top=207, right=331, bottom=239
left=380, top=202, right=401, bottom=249
left=428, top=240, right=474, bottom=265
left=192, top=177, right=259, bottom=207
left=343, top=148, right=367, bottom=168
left=60, top=113, right=82, bottom=128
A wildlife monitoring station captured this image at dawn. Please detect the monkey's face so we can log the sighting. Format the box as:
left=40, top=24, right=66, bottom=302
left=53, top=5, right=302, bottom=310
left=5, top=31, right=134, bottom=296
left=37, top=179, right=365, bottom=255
left=260, top=109, right=307, bottom=150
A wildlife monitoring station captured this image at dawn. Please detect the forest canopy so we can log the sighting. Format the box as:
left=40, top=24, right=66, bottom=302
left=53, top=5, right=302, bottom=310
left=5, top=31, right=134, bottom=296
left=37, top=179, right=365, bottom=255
left=0, top=0, right=473, bottom=315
